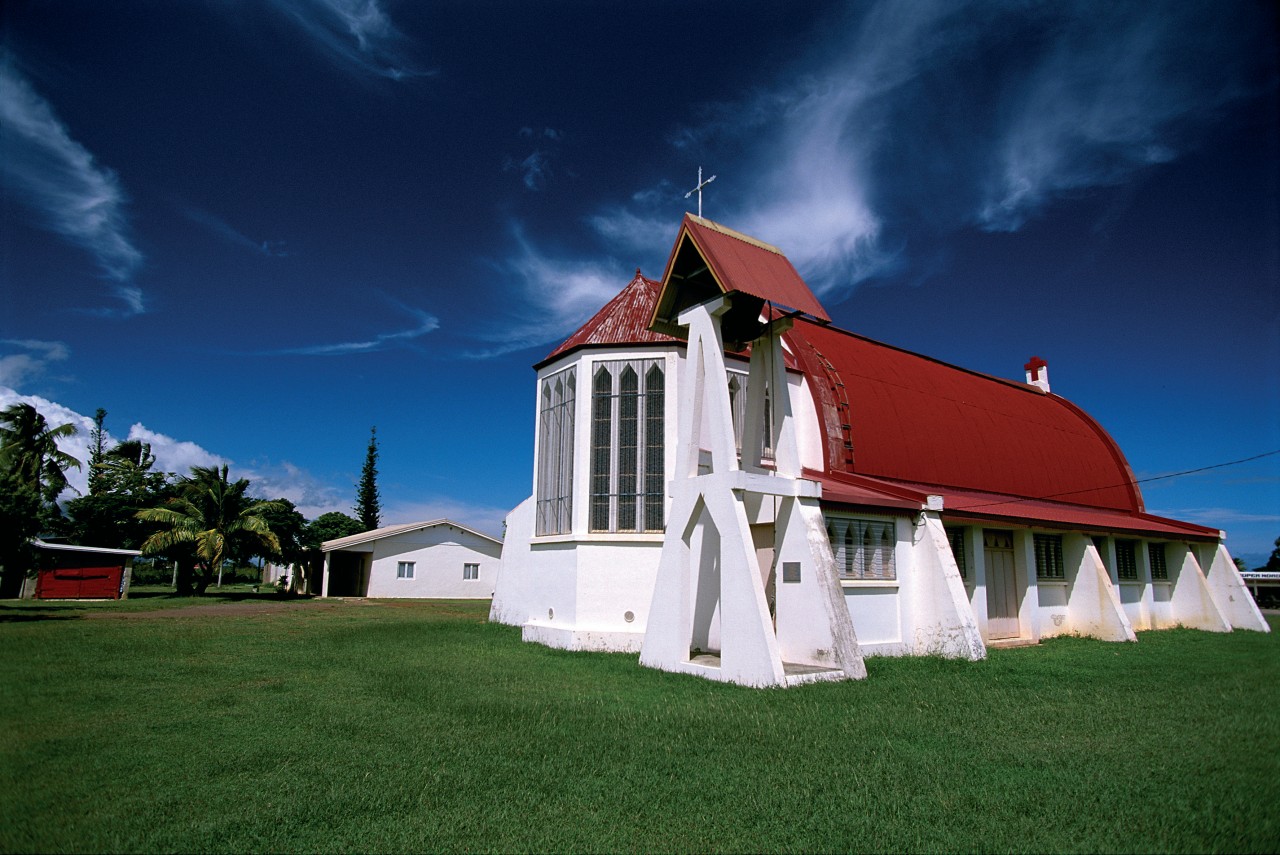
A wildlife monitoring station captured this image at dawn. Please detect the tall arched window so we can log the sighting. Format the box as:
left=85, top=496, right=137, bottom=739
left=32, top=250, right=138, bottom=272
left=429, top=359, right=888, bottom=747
left=535, top=367, right=575, bottom=535
left=589, top=358, right=665, bottom=532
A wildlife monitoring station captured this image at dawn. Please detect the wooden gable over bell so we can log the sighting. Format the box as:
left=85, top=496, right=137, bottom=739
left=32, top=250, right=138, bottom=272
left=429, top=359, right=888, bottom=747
left=648, top=214, right=831, bottom=346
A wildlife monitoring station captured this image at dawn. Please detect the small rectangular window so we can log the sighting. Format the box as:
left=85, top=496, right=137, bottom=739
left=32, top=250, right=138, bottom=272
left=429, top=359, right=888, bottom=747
left=1116, top=540, right=1138, bottom=581
left=946, top=527, right=967, bottom=580
left=1034, top=534, right=1064, bottom=580
left=1149, top=543, right=1168, bottom=581
left=463, top=563, right=479, bottom=580
left=396, top=561, right=415, bottom=579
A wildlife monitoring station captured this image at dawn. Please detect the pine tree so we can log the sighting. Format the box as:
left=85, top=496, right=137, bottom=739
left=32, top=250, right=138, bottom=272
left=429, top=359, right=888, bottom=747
left=355, top=426, right=381, bottom=531
left=88, top=408, right=107, bottom=496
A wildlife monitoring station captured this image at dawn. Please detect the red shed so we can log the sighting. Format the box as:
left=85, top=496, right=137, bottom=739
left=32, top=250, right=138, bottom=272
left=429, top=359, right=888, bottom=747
left=31, top=541, right=140, bottom=600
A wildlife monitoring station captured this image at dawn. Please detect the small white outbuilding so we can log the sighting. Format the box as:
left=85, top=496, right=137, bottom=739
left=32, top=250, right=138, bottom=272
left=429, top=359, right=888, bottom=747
left=319, top=519, right=501, bottom=599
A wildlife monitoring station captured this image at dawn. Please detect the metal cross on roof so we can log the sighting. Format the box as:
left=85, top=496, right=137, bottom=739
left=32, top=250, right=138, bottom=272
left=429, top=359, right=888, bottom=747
left=684, top=166, right=716, bottom=218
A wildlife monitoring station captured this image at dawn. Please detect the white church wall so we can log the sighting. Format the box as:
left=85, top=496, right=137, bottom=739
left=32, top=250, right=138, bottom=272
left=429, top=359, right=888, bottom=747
left=489, top=498, right=536, bottom=626
left=793, top=374, right=825, bottom=473
left=1036, top=580, right=1070, bottom=637
left=1117, top=580, right=1150, bottom=630
left=572, top=540, right=662, bottom=639
left=842, top=586, right=901, bottom=651
left=1150, top=580, right=1174, bottom=626
left=1015, top=529, right=1041, bottom=643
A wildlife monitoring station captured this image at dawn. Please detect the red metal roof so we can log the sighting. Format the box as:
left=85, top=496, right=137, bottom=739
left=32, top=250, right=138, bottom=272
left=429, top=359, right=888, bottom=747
left=785, top=317, right=1145, bottom=513
left=537, top=271, right=678, bottom=368
left=890, top=479, right=1219, bottom=539
left=806, top=471, right=1216, bottom=539
left=653, top=215, right=831, bottom=324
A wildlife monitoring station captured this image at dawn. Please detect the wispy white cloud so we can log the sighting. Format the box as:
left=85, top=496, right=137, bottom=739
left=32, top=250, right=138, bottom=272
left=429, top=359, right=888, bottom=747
left=588, top=182, right=683, bottom=255
left=0, top=55, right=145, bottom=316
left=477, top=1, right=1268, bottom=348
left=0, top=340, right=71, bottom=388
left=181, top=205, right=288, bottom=257
left=270, top=304, right=439, bottom=356
left=597, top=1, right=1266, bottom=299
left=267, top=0, right=429, bottom=80
left=505, top=127, right=565, bottom=191
left=466, top=223, right=626, bottom=358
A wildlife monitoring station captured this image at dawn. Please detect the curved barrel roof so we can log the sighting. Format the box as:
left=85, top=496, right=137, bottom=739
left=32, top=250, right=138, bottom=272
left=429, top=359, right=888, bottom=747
left=784, top=319, right=1144, bottom=513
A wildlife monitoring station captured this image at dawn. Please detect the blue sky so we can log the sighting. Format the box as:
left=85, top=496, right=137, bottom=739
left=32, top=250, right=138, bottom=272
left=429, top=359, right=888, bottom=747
left=1, top=1, right=1277, bottom=564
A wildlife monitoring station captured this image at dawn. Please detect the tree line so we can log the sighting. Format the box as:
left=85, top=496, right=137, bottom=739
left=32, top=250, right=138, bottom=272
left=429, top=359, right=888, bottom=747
left=0, top=403, right=384, bottom=596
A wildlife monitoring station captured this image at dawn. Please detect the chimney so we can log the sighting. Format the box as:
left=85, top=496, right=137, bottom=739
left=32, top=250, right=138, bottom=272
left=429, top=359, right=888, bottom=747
left=1024, top=356, right=1050, bottom=393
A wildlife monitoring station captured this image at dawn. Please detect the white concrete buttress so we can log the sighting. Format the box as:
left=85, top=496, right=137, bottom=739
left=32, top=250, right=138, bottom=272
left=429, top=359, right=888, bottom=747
left=639, top=297, right=865, bottom=687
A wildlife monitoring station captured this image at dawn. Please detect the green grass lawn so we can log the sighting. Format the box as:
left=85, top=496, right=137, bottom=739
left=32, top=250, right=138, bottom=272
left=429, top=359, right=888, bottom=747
left=2, top=597, right=1277, bottom=853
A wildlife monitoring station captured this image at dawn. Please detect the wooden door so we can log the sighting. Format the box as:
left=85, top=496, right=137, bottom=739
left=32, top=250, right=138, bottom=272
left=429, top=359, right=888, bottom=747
left=984, top=530, right=1019, bottom=640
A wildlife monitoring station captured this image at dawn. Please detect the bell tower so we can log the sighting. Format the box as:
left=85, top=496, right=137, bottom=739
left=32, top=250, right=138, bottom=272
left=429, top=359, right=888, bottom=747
left=639, top=215, right=865, bottom=687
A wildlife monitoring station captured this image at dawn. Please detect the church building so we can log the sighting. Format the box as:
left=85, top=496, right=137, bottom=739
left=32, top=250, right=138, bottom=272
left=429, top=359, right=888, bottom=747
left=490, top=215, right=1267, bottom=687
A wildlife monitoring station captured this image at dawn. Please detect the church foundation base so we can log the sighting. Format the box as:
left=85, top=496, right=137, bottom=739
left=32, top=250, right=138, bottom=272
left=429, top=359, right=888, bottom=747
left=521, top=622, right=645, bottom=653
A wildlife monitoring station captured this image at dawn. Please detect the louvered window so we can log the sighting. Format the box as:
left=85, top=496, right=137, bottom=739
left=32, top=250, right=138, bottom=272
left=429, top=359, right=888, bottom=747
left=1116, top=540, right=1138, bottom=581
left=826, top=515, right=896, bottom=580
left=590, top=359, right=665, bottom=532
left=535, top=367, right=575, bottom=535
left=1034, top=534, right=1065, bottom=580
left=946, top=527, right=968, bottom=579
left=1149, top=543, right=1169, bottom=581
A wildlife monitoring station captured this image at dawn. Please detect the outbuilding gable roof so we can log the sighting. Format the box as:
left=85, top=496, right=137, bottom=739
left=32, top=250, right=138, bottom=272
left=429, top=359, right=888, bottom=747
left=322, top=519, right=501, bottom=552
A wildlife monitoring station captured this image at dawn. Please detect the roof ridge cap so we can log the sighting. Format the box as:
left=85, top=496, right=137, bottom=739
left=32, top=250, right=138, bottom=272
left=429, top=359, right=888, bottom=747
left=687, top=214, right=784, bottom=256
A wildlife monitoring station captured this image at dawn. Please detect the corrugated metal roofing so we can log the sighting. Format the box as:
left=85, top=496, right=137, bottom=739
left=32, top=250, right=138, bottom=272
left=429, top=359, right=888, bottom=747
left=538, top=271, right=678, bottom=368
left=655, top=215, right=831, bottom=323
left=322, top=519, right=501, bottom=551
left=889, top=479, right=1219, bottom=539
left=805, top=472, right=1216, bottom=539
left=785, top=317, right=1145, bottom=513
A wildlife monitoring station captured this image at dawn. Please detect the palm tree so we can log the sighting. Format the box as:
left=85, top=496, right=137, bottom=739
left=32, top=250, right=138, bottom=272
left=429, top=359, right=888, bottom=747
left=0, top=402, right=81, bottom=504
left=137, top=465, right=282, bottom=594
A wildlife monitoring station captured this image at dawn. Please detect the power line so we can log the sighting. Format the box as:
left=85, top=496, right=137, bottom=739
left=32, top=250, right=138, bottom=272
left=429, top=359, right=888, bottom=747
left=954, top=448, right=1280, bottom=511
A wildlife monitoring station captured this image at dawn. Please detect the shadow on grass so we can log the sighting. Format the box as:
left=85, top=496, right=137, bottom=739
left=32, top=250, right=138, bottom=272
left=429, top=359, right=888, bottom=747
left=0, top=590, right=313, bottom=621
left=0, top=607, right=80, bottom=623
